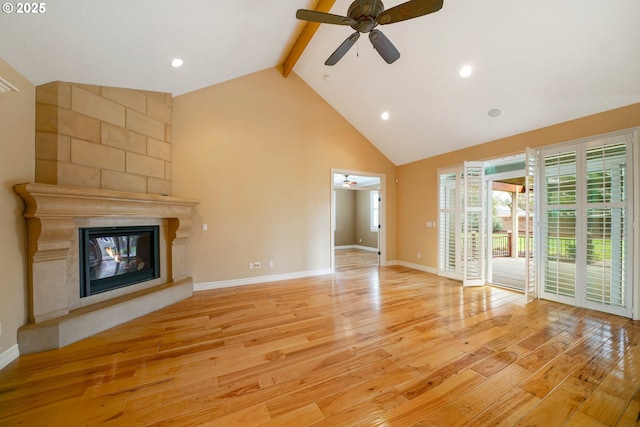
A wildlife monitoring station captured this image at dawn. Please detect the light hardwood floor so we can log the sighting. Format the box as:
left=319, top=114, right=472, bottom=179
left=1, top=264, right=639, bottom=426
left=335, top=248, right=379, bottom=270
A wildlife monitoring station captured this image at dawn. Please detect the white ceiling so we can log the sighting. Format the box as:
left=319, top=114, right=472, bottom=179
left=333, top=173, right=381, bottom=189
left=1, top=0, right=639, bottom=165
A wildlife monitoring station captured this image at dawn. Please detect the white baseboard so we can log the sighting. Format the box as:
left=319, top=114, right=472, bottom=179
left=0, top=344, right=19, bottom=371
left=194, top=268, right=334, bottom=292
left=395, top=260, right=438, bottom=275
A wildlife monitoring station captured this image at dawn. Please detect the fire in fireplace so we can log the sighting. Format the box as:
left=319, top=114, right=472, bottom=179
left=79, top=226, right=160, bottom=297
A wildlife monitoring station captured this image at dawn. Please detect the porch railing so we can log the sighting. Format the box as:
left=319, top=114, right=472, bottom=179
left=491, top=232, right=532, bottom=257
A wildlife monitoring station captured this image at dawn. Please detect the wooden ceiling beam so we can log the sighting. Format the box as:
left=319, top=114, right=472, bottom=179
left=282, top=0, right=336, bottom=78
left=492, top=181, right=525, bottom=193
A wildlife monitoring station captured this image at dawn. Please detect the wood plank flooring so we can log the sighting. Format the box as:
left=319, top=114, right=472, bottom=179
left=335, top=248, right=379, bottom=270
left=1, top=264, right=640, bottom=426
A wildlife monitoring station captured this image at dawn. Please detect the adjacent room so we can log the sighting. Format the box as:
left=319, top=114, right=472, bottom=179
left=1, top=0, right=640, bottom=425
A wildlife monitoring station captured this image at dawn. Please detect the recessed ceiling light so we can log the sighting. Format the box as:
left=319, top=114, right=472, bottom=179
left=171, top=58, right=184, bottom=68
left=459, top=65, right=472, bottom=78
left=380, top=111, right=390, bottom=121
left=488, top=108, right=503, bottom=118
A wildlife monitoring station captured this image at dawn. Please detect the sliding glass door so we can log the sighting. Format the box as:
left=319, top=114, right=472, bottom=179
left=540, top=134, right=633, bottom=317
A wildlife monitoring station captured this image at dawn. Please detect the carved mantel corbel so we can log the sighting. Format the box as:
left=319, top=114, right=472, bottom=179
left=27, top=217, right=76, bottom=322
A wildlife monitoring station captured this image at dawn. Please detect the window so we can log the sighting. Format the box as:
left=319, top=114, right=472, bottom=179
left=370, top=191, right=379, bottom=232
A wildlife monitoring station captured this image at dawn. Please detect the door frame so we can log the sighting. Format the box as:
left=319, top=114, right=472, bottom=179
left=330, top=168, right=386, bottom=271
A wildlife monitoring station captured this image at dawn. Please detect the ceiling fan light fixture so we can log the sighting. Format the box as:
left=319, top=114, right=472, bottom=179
left=296, top=0, right=444, bottom=66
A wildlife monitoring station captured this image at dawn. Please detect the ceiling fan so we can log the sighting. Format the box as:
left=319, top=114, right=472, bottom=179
left=342, top=175, right=358, bottom=187
left=296, top=0, right=444, bottom=66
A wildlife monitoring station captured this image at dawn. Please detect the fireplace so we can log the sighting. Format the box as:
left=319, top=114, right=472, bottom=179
left=15, top=183, right=199, bottom=354
left=80, top=225, right=160, bottom=297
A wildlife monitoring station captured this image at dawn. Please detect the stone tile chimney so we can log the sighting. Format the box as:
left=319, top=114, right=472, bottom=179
left=35, top=82, right=172, bottom=195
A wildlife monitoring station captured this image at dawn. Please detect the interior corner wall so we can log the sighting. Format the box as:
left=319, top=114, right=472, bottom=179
left=396, top=102, right=640, bottom=272
left=172, top=67, right=397, bottom=285
left=0, top=59, right=35, bottom=360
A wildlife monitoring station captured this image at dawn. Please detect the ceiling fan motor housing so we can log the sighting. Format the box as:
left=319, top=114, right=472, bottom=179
left=348, top=0, right=385, bottom=33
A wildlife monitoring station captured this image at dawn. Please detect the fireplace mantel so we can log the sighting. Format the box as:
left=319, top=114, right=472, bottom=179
left=15, top=183, right=199, bottom=354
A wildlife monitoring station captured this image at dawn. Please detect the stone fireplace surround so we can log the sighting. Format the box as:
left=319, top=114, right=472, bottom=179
left=15, top=183, right=199, bottom=354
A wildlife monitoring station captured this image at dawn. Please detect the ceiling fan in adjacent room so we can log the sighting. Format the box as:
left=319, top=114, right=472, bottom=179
left=342, top=175, right=358, bottom=187
left=296, top=0, right=444, bottom=65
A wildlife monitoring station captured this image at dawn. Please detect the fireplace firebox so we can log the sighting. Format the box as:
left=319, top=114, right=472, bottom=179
left=79, top=226, right=160, bottom=297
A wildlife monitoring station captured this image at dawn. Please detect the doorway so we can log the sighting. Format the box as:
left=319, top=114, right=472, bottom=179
left=438, top=155, right=534, bottom=297
left=331, top=170, right=384, bottom=271
left=486, top=175, right=528, bottom=291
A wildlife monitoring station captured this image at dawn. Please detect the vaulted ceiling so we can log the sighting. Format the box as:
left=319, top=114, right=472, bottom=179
left=1, top=0, right=639, bottom=165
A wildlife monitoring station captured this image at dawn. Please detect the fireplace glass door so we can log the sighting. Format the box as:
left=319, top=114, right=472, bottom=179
left=80, top=226, right=160, bottom=297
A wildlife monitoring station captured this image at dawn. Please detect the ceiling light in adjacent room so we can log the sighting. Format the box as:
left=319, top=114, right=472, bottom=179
left=488, top=108, right=503, bottom=118
left=459, top=65, right=472, bottom=78
left=171, top=58, right=184, bottom=68
left=380, top=111, right=390, bottom=121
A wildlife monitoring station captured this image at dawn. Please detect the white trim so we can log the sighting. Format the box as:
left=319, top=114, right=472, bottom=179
left=335, top=245, right=378, bottom=252
left=632, top=130, right=639, bottom=320
left=0, top=76, right=20, bottom=93
left=194, top=268, right=334, bottom=291
left=0, top=344, right=19, bottom=371
left=396, top=261, right=438, bottom=275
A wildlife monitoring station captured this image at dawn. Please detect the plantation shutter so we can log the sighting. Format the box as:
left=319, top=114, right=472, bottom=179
left=463, top=161, right=485, bottom=286
left=540, top=132, right=633, bottom=317
left=524, top=148, right=537, bottom=303
left=542, top=149, right=577, bottom=299
left=438, top=169, right=462, bottom=279
left=584, top=141, right=627, bottom=312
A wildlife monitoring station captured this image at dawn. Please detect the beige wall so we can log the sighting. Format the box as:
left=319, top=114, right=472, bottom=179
left=334, top=189, right=379, bottom=248
left=172, top=68, right=397, bottom=284
left=0, top=59, right=35, bottom=355
left=335, top=189, right=355, bottom=246
left=396, top=103, right=640, bottom=270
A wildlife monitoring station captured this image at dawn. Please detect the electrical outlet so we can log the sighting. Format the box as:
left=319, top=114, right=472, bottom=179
left=269, top=260, right=274, bottom=268
left=254, top=262, right=261, bottom=269
left=417, top=252, right=421, bottom=259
